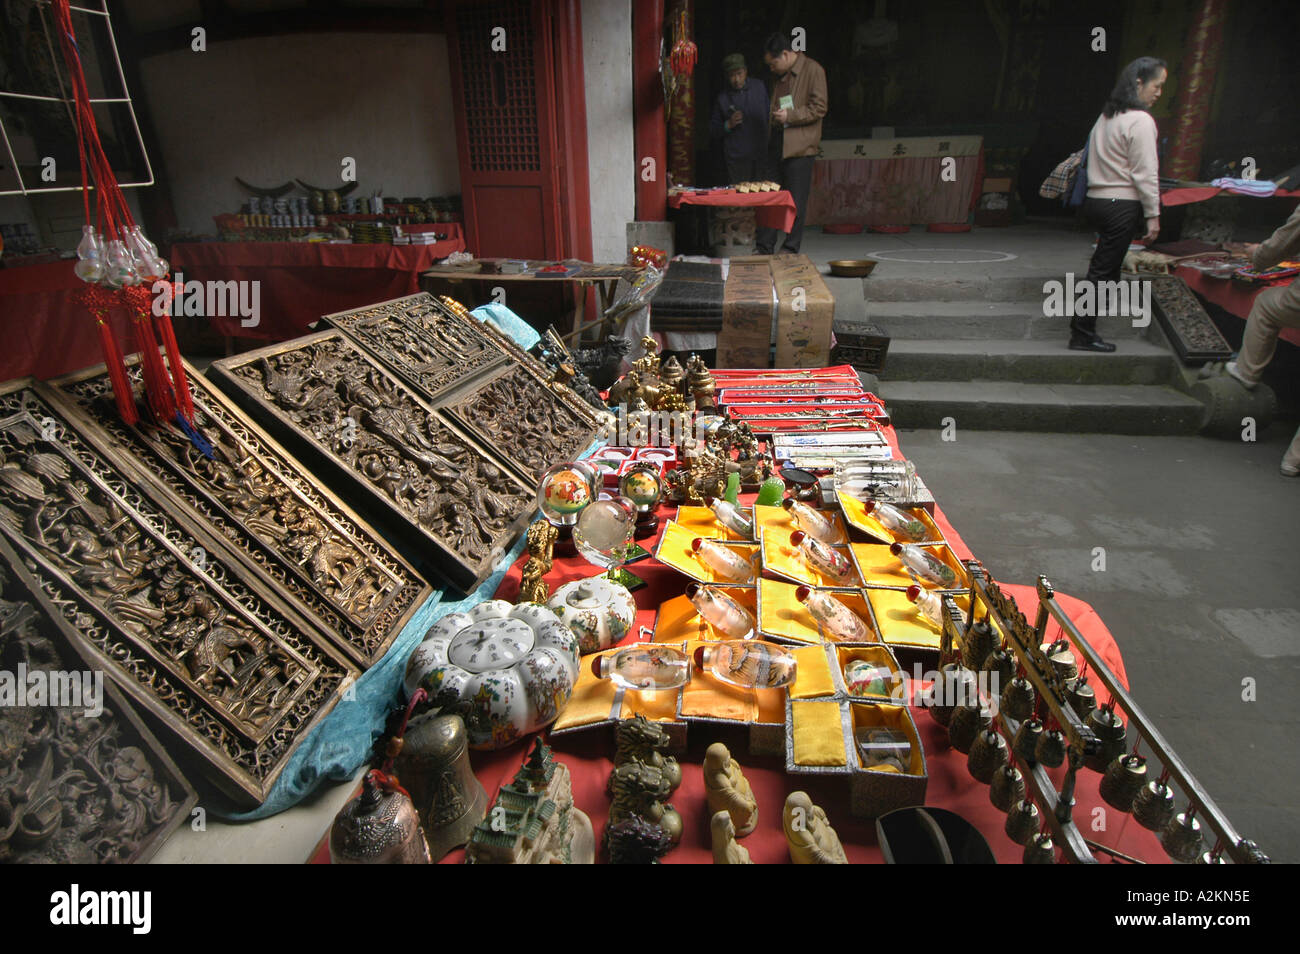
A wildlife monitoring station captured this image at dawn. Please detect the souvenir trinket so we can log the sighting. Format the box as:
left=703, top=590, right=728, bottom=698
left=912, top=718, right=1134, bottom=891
left=606, top=815, right=673, bottom=864
left=798, top=586, right=874, bottom=642
left=856, top=728, right=912, bottom=773
left=1084, top=705, right=1127, bottom=771
left=1012, top=719, right=1044, bottom=764
left=783, top=791, right=848, bottom=864
left=1099, top=754, right=1148, bottom=812
left=403, top=601, right=580, bottom=750
left=1065, top=676, right=1096, bottom=718
left=706, top=497, right=755, bottom=538
left=538, top=463, right=598, bottom=556
left=593, top=644, right=692, bottom=691
left=905, top=584, right=944, bottom=630
left=694, top=640, right=797, bottom=689
left=989, top=765, right=1026, bottom=812
left=1034, top=728, right=1067, bottom=768
left=967, top=728, right=1009, bottom=784
left=575, top=497, right=638, bottom=585
left=1161, top=809, right=1204, bottom=863
left=518, top=520, right=558, bottom=605
left=789, top=531, right=855, bottom=583
left=1132, top=779, right=1176, bottom=831
left=782, top=498, right=845, bottom=544
left=927, top=663, right=976, bottom=726
left=947, top=703, right=991, bottom=754
left=1024, top=832, right=1057, bottom=864
left=890, top=542, right=958, bottom=588
left=614, top=715, right=682, bottom=790
left=1003, top=799, right=1041, bottom=847
left=861, top=499, right=928, bottom=542
left=392, top=712, right=488, bottom=860
left=686, top=583, right=756, bottom=639
left=607, top=760, right=683, bottom=844
left=960, top=619, right=999, bottom=673
left=703, top=743, right=759, bottom=836
left=844, top=659, right=894, bottom=697
left=547, top=576, right=637, bottom=654
left=690, top=537, right=756, bottom=583
left=711, top=812, right=753, bottom=864
left=619, top=464, right=664, bottom=537
left=330, top=771, right=431, bottom=864
left=1000, top=676, right=1036, bottom=722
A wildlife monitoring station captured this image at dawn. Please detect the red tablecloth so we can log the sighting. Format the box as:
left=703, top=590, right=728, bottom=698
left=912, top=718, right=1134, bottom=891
left=1174, top=264, right=1300, bottom=346
left=1162, top=186, right=1300, bottom=207
left=170, top=231, right=465, bottom=340
left=668, top=190, right=797, bottom=233
left=325, top=420, right=1156, bottom=866
left=0, top=260, right=142, bottom=382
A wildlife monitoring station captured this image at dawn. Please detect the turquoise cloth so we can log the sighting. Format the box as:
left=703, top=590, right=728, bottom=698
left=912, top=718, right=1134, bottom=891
left=471, top=302, right=541, bottom=350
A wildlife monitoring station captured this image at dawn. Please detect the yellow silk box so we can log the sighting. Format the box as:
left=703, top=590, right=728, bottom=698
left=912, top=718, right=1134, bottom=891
left=838, top=492, right=943, bottom=545
left=761, top=527, right=865, bottom=588
left=757, top=578, right=879, bottom=644
left=850, top=542, right=967, bottom=590
left=654, top=519, right=760, bottom=584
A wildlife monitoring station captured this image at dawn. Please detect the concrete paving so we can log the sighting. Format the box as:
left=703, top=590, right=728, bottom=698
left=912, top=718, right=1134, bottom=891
left=897, top=423, right=1300, bottom=862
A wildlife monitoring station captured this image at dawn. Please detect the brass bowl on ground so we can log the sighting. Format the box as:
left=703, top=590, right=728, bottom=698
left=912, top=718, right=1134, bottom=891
left=828, top=259, right=877, bottom=278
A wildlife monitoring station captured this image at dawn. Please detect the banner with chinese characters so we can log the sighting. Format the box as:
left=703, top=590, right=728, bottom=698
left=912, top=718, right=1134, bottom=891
left=816, top=136, right=982, bottom=161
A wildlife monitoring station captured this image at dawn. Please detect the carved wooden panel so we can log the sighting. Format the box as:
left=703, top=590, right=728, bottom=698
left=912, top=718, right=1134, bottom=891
left=208, top=331, right=536, bottom=593
left=0, top=381, right=357, bottom=807
left=49, top=362, right=431, bottom=669
left=322, top=293, right=601, bottom=483
left=0, top=537, right=196, bottom=863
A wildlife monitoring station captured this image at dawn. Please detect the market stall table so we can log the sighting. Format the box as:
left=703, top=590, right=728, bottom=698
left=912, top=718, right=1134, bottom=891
left=1174, top=264, right=1300, bottom=347
left=169, top=230, right=465, bottom=341
left=667, top=189, right=797, bottom=234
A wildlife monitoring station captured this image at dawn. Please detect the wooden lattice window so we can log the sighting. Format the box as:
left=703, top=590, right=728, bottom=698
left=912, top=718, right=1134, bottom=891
left=456, top=0, right=540, bottom=173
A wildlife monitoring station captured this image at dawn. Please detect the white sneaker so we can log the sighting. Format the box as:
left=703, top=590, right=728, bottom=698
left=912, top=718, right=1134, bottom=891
left=1282, top=463, right=1299, bottom=478
left=1225, top=361, right=1257, bottom=390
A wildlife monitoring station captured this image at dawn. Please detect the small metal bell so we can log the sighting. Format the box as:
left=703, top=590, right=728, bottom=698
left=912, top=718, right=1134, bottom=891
left=928, top=663, right=976, bottom=727
left=392, top=712, right=489, bottom=862
left=1131, top=780, right=1176, bottom=831
left=1099, top=754, right=1147, bottom=812
left=1043, top=639, right=1078, bottom=681
left=1023, top=832, right=1056, bottom=864
left=1195, top=850, right=1226, bottom=865
left=947, top=703, right=991, bottom=754
left=967, top=727, right=1009, bottom=784
left=1012, top=718, right=1043, bottom=764
left=1000, top=677, right=1036, bottom=722
left=1004, top=799, right=1041, bottom=846
left=1161, top=810, right=1204, bottom=864
left=1034, top=728, right=1067, bottom=768
left=981, top=647, right=1015, bottom=689
left=330, top=771, right=431, bottom=864
left=962, top=619, right=999, bottom=672
left=990, top=764, right=1026, bottom=812
left=1084, top=706, right=1127, bottom=771
left=1065, top=677, right=1095, bottom=718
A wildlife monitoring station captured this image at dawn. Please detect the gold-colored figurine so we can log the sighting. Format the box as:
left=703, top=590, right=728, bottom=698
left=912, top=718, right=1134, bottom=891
left=711, top=811, right=753, bottom=864
left=703, top=742, right=758, bottom=836
left=518, top=520, right=558, bottom=604
left=783, top=791, right=848, bottom=864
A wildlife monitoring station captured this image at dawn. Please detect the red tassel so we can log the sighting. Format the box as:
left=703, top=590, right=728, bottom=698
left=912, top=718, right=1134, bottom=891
left=96, top=315, right=138, bottom=426
left=154, top=312, right=194, bottom=420
left=133, top=314, right=176, bottom=425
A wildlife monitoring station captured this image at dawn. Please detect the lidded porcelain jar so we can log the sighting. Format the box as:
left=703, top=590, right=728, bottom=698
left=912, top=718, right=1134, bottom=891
left=547, top=575, right=637, bottom=654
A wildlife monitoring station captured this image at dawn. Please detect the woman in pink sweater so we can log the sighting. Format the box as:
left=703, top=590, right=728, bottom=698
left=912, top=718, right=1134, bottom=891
left=1074, top=57, right=1167, bottom=352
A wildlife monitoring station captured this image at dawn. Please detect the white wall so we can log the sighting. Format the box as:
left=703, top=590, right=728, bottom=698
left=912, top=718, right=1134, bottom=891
left=582, top=0, right=635, bottom=263
left=137, top=32, right=460, bottom=236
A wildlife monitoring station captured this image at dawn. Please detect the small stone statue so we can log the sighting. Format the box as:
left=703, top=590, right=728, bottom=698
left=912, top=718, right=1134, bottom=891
left=607, top=814, right=673, bottom=864
left=711, top=811, right=753, bottom=864
left=517, top=520, right=558, bottom=604
left=686, top=354, right=716, bottom=410
left=615, top=715, right=681, bottom=791
left=703, top=742, right=758, bottom=836
left=782, top=791, right=848, bottom=864
left=607, top=370, right=641, bottom=408
left=659, top=354, right=686, bottom=394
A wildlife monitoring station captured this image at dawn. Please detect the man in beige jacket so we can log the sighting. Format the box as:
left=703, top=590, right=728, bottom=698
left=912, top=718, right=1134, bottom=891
left=756, top=33, right=827, bottom=255
left=1224, top=204, right=1300, bottom=476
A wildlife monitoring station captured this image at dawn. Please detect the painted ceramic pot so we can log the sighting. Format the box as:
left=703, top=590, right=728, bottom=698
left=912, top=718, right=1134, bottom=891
left=403, top=601, right=580, bottom=750
left=547, top=575, right=637, bottom=654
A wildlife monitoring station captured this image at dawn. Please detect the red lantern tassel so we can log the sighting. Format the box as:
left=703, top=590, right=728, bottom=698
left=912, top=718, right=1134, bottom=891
left=134, top=315, right=176, bottom=425
left=96, top=315, right=138, bottom=426
left=154, top=313, right=194, bottom=420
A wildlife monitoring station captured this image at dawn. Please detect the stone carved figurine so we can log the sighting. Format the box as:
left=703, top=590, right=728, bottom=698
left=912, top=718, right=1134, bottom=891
left=606, top=759, right=683, bottom=845
left=703, top=742, right=758, bottom=836
left=783, top=791, right=848, bottom=864
left=711, top=810, right=753, bottom=864
left=614, top=715, right=681, bottom=791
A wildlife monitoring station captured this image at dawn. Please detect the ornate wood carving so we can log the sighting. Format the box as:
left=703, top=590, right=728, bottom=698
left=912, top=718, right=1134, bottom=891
left=0, top=381, right=357, bottom=806
left=0, top=540, right=196, bottom=863
left=49, top=362, right=431, bottom=668
left=208, top=332, right=535, bottom=593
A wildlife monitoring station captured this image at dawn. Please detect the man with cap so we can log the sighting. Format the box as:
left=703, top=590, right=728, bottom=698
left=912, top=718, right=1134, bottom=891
left=710, top=53, right=770, bottom=187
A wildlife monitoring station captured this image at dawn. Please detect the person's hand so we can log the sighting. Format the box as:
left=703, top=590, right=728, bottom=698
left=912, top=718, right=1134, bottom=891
left=728, top=110, right=743, bottom=130
left=1141, top=217, right=1160, bottom=244
left=773, top=107, right=789, bottom=124
left=1223, top=241, right=1260, bottom=258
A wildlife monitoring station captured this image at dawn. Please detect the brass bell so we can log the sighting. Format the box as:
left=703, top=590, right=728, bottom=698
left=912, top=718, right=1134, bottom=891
left=961, top=619, right=999, bottom=671
left=928, top=663, right=976, bottom=727
left=1099, top=754, right=1147, bottom=812
left=1000, top=677, right=1036, bottom=722
left=1131, top=780, right=1175, bottom=831
left=1023, top=832, right=1056, bottom=864
left=1043, top=639, right=1078, bottom=681
left=967, top=727, right=1009, bottom=784
left=990, top=764, right=1026, bottom=812
left=1161, top=810, right=1204, bottom=864
left=947, top=703, right=991, bottom=754
left=1084, top=706, right=1127, bottom=772
left=1065, top=676, right=1095, bottom=718
left=1034, top=728, right=1067, bottom=768
left=392, top=712, right=489, bottom=861
left=1004, top=799, right=1041, bottom=846
left=1012, top=718, right=1044, bottom=764
left=981, top=647, right=1015, bottom=690
left=330, top=771, right=431, bottom=864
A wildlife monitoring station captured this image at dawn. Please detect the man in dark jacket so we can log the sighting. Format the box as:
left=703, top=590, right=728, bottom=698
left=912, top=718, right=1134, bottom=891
left=710, top=53, right=769, bottom=186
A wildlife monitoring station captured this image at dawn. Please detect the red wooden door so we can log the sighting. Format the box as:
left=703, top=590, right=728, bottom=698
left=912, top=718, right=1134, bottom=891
left=446, top=0, right=592, bottom=262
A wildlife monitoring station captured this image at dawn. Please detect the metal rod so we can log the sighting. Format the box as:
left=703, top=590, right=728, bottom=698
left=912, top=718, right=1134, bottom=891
left=0, top=92, right=132, bottom=103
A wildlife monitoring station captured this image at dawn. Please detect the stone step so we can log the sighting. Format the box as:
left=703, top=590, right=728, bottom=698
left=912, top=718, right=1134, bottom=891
left=878, top=338, right=1176, bottom=386
left=862, top=275, right=1063, bottom=301
left=878, top=380, right=1204, bottom=435
left=863, top=300, right=1150, bottom=340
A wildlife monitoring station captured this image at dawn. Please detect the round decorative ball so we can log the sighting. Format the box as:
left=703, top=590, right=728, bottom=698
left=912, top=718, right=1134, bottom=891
left=574, top=496, right=636, bottom=570
left=537, top=463, right=596, bottom=525
left=619, top=468, right=662, bottom=511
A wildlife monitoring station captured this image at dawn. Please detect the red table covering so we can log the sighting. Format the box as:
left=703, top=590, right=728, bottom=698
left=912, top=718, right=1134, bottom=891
left=170, top=230, right=465, bottom=341
left=668, top=190, right=797, bottom=233
left=312, top=420, right=1165, bottom=864
left=1162, top=186, right=1300, bottom=207
left=1174, top=264, right=1300, bottom=346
